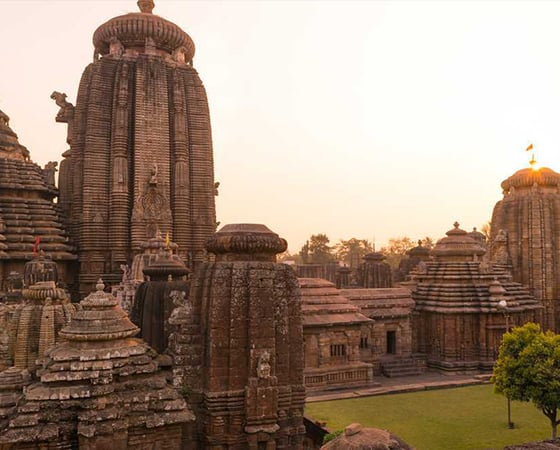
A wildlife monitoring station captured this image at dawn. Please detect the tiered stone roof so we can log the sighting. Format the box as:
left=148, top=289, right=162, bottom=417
left=413, top=224, right=542, bottom=314
left=0, top=110, right=29, bottom=161
left=341, top=288, right=414, bottom=320
left=0, top=109, right=74, bottom=262
left=299, top=278, right=372, bottom=327
left=0, top=280, right=193, bottom=446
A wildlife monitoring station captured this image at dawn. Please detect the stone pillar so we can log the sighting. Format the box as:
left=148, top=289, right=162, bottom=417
left=185, top=224, right=306, bottom=449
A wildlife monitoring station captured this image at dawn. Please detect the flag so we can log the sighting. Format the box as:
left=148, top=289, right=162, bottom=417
left=32, top=236, right=40, bottom=256
left=526, top=143, right=533, bottom=152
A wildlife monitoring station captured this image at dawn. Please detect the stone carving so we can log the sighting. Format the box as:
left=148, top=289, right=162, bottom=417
left=491, top=229, right=510, bottom=266
left=109, top=35, right=124, bottom=57
left=120, top=263, right=131, bottom=283
left=149, top=162, right=158, bottom=185
left=43, top=161, right=58, bottom=187
left=145, top=36, right=156, bottom=54
left=214, top=180, right=220, bottom=196
left=173, top=46, right=187, bottom=63
left=50, top=91, right=74, bottom=145
left=0, top=109, right=9, bottom=126
left=257, top=350, right=272, bottom=379
left=50, top=91, right=74, bottom=120
left=138, top=0, right=155, bottom=13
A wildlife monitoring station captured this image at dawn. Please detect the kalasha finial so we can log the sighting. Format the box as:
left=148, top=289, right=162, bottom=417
left=453, top=221, right=460, bottom=229
left=137, top=0, right=155, bottom=13
left=96, top=278, right=105, bottom=292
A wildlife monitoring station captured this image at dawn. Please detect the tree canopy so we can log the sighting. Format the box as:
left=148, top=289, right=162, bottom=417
left=334, top=238, right=373, bottom=268
left=493, top=322, right=560, bottom=438
left=380, top=236, right=434, bottom=269
left=299, top=233, right=335, bottom=264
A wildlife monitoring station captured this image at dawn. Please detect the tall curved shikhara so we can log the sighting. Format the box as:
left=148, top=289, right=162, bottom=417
left=57, top=2, right=216, bottom=295
left=490, top=167, right=560, bottom=332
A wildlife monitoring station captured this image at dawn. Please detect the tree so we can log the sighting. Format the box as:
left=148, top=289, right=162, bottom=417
left=380, top=236, right=434, bottom=269
left=299, top=234, right=335, bottom=264
left=493, top=322, right=560, bottom=438
left=334, top=238, right=373, bottom=268
left=278, top=250, right=302, bottom=265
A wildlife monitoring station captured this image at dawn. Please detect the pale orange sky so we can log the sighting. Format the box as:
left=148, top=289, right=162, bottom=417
left=1, top=1, right=558, bottom=253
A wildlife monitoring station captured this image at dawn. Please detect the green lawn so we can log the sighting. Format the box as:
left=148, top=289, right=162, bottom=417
left=305, top=385, right=551, bottom=450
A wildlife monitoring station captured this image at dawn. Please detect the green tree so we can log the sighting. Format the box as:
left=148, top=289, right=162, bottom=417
left=334, top=238, right=373, bottom=268
left=493, top=322, right=560, bottom=438
left=300, top=234, right=335, bottom=264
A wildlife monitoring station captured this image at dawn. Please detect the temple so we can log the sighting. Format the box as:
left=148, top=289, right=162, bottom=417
left=489, top=166, right=560, bottom=331
left=0, top=110, right=75, bottom=290
left=54, top=0, right=216, bottom=295
left=2, top=0, right=560, bottom=448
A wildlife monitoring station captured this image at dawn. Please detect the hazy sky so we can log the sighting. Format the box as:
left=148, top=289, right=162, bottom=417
left=1, top=1, right=559, bottom=253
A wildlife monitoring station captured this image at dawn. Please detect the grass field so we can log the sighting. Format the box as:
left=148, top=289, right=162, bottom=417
left=305, top=384, right=552, bottom=450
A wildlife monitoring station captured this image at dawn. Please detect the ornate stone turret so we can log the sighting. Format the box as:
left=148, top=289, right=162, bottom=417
left=0, top=110, right=75, bottom=292
left=0, top=280, right=194, bottom=448
left=359, top=252, right=393, bottom=288
left=1, top=281, right=77, bottom=372
left=177, top=224, right=305, bottom=448
left=490, top=166, right=560, bottom=331
left=130, top=245, right=189, bottom=353
left=56, top=0, right=216, bottom=295
left=23, top=251, right=58, bottom=287
left=412, top=223, right=543, bottom=371
left=396, top=240, right=431, bottom=281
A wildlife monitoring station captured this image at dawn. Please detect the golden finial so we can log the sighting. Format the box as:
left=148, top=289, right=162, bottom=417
left=137, top=0, right=155, bottom=14
left=165, top=232, right=170, bottom=249
left=526, top=143, right=539, bottom=171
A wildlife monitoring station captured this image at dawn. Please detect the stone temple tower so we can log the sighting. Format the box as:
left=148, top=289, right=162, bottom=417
left=57, top=0, right=216, bottom=294
left=489, top=166, right=560, bottom=331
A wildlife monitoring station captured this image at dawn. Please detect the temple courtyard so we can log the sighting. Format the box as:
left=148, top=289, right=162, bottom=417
left=306, top=381, right=551, bottom=450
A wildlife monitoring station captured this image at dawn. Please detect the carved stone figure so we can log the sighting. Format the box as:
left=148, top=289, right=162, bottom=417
left=43, top=161, right=58, bottom=187
left=257, top=350, right=272, bottom=379
left=109, top=35, right=124, bottom=57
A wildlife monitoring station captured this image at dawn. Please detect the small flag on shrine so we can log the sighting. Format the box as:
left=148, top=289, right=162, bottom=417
left=32, top=236, right=41, bottom=256
left=526, top=143, right=533, bottom=152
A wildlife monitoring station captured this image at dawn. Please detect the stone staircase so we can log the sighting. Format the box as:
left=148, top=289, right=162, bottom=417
left=380, top=355, right=426, bottom=378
